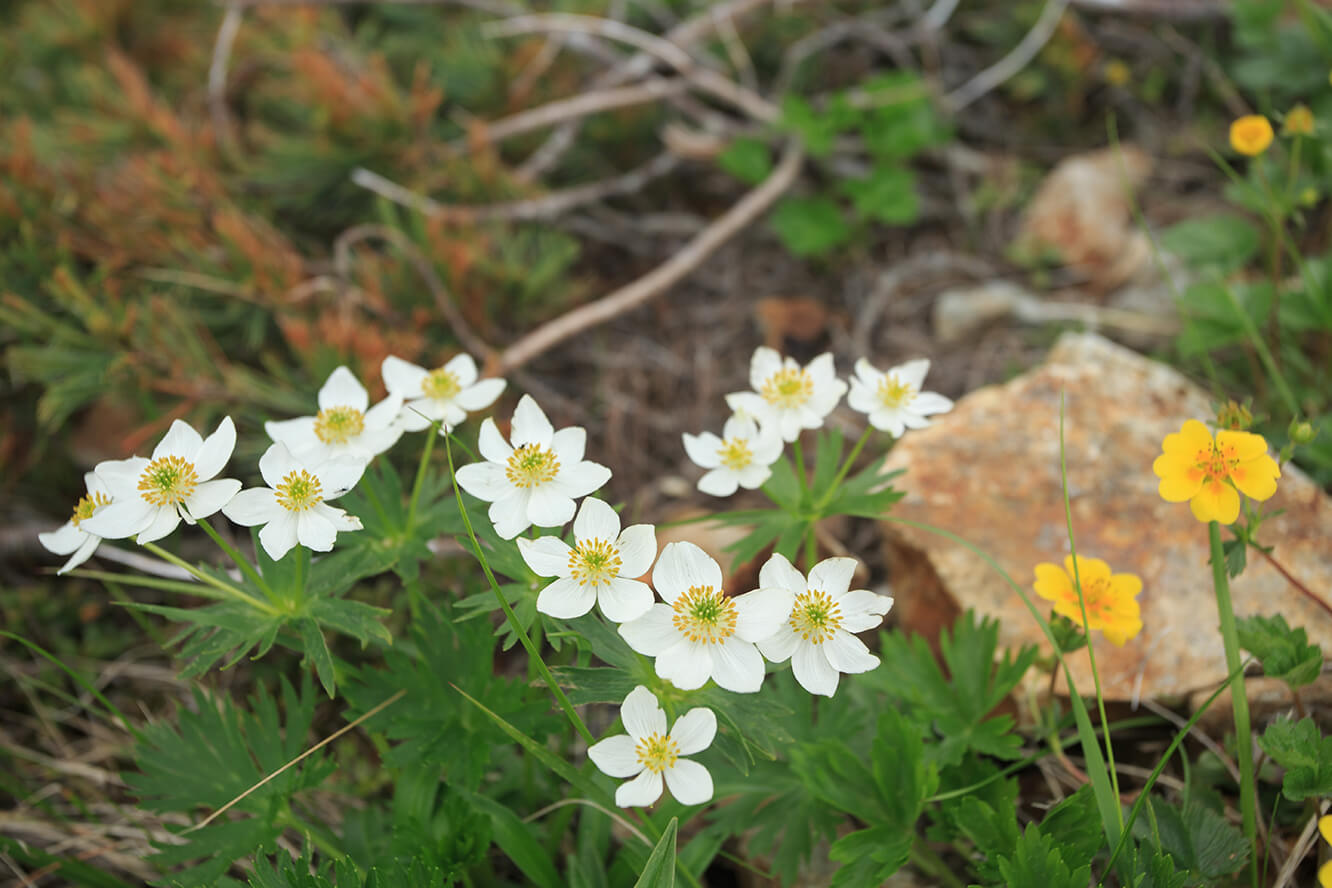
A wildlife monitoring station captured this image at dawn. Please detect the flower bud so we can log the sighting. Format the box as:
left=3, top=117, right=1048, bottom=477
left=1289, top=419, right=1317, bottom=445
left=1217, top=400, right=1253, bottom=431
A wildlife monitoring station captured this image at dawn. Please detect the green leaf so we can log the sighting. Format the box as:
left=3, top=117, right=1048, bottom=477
left=307, top=598, right=393, bottom=647
left=1131, top=798, right=1248, bottom=879
left=633, top=818, right=677, bottom=888
left=842, top=165, right=919, bottom=225
left=995, top=825, right=1091, bottom=888
left=770, top=197, right=852, bottom=258
left=718, top=138, right=773, bottom=184
left=952, top=797, right=1019, bottom=883
left=1160, top=216, right=1260, bottom=272
left=1259, top=716, right=1332, bottom=799
left=828, top=825, right=911, bottom=886
left=779, top=95, right=836, bottom=157
left=1237, top=613, right=1323, bottom=688
left=298, top=616, right=337, bottom=697
left=458, top=791, right=562, bottom=888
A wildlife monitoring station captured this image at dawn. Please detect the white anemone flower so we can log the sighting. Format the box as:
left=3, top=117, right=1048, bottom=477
left=81, top=418, right=242, bottom=545
left=382, top=353, right=506, bottom=433
left=682, top=414, right=783, bottom=497
left=618, top=541, right=793, bottom=693
left=755, top=553, right=893, bottom=697
left=39, top=472, right=114, bottom=574
left=517, top=497, right=656, bottom=622
left=847, top=358, right=953, bottom=438
left=455, top=394, right=612, bottom=540
left=266, top=366, right=403, bottom=464
left=587, top=685, right=716, bottom=808
left=222, top=443, right=365, bottom=560
left=724, top=347, right=847, bottom=443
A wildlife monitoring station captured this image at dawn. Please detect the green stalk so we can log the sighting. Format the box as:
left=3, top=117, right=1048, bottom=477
left=1210, top=520, right=1259, bottom=888
left=407, top=425, right=437, bottom=529
left=195, top=518, right=272, bottom=599
left=791, top=436, right=808, bottom=497
left=814, top=428, right=873, bottom=510
left=141, top=541, right=279, bottom=616
left=1221, top=281, right=1301, bottom=420
left=909, top=840, right=965, bottom=888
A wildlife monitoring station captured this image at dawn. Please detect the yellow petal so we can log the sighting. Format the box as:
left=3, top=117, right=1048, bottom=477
left=1231, top=452, right=1280, bottom=501
left=1110, top=573, right=1143, bottom=601
left=1161, top=420, right=1213, bottom=458
left=1319, top=814, right=1332, bottom=847
left=1070, top=555, right=1112, bottom=586
left=1216, top=429, right=1269, bottom=461
left=1191, top=480, right=1240, bottom=525
left=1321, top=858, right=1332, bottom=888
left=1153, top=451, right=1204, bottom=501
left=1034, top=563, right=1072, bottom=603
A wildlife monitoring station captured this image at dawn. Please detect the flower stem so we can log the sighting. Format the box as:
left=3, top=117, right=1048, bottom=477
left=407, top=424, right=437, bottom=530
left=141, top=541, right=280, bottom=616
left=909, top=840, right=964, bottom=888
left=195, top=518, right=272, bottom=599
left=442, top=431, right=595, bottom=746
left=1210, top=519, right=1260, bottom=888
left=816, top=428, right=873, bottom=510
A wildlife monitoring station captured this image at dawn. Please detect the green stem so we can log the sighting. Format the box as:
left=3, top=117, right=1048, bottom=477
left=195, top=518, right=272, bottom=599
left=1221, top=281, right=1301, bottom=418
left=791, top=436, right=808, bottom=497
left=909, top=839, right=964, bottom=888
left=815, top=428, right=873, bottom=509
left=407, top=424, right=437, bottom=530
left=141, top=542, right=279, bottom=616
left=442, top=432, right=595, bottom=746
left=1210, top=520, right=1259, bottom=888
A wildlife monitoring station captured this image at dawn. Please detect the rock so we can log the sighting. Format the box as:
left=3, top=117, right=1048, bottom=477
left=880, top=332, right=1332, bottom=702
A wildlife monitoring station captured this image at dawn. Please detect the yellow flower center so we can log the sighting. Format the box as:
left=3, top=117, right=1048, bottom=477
left=422, top=367, right=462, bottom=401
left=1061, top=575, right=1113, bottom=620
left=789, top=589, right=844, bottom=644
left=568, top=538, right=622, bottom=587
left=1191, top=439, right=1242, bottom=491
left=138, top=456, right=199, bottom=507
left=760, top=367, right=813, bottom=410
left=1230, top=115, right=1273, bottom=156
left=672, top=584, right=738, bottom=644
left=275, top=469, right=324, bottom=512
left=718, top=437, right=753, bottom=471
left=505, top=443, right=560, bottom=488
left=71, top=491, right=111, bottom=526
left=314, top=406, right=365, bottom=445
left=635, top=732, right=680, bottom=774
left=876, top=375, right=914, bottom=410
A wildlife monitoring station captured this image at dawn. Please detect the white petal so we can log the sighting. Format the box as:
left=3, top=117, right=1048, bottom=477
left=734, top=463, right=772, bottom=490
left=867, top=408, right=907, bottom=438
left=265, top=417, right=320, bottom=454
left=152, top=420, right=203, bottom=460
left=618, top=604, right=678, bottom=656
left=697, top=469, right=739, bottom=497
left=536, top=577, right=596, bottom=619
left=654, top=640, right=712, bottom=691
left=489, top=492, right=533, bottom=540
left=355, top=424, right=403, bottom=457
left=651, top=541, right=722, bottom=605
left=573, top=497, right=620, bottom=544
left=518, top=536, right=572, bottom=577
left=663, top=759, right=713, bottom=806
left=381, top=355, right=428, bottom=398
left=550, top=426, right=587, bottom=465
left=58, top=534, right=102, bottom=575
left=527, top=485, right=576, bottom=529
left=554, top=460, right=611, bottom=499
left=455, top=377, right=506, bottom=412
left=721, top=414, right=760, bottom=442
left=668, top=707, right=716, bottom=755
left=793, top=642, right=839, bottom=696
left=39, top=522, right=86, bottom=556
left=80, top=499, right=155, bottom=539
left=396, top=400, right=435, bottom=432
left=296, top=510, right=338, bottom=552
left=776, top=411, right=803, bottom=443
left=710, top=637, right=765, bottom=693
left=723, top=391, right=768, bottom=421
left=614, top=524, right=657, bottom=578
left=587, top=735, right=642, bottom=779
left=314, top=502, right=362, bottom=532
left=824, top=631, right=880, bottom=675
left=756, top=627, right=800, bottom=663
left=846, top=378, right=879, bottom=414
left=442, top=352, right=479, bottom=387
left=85, top=471, right=111, bottom=497
left=363, top=395, right=403, bottom=430
left=853, top=357, right=884, bottom=386
left=805, top=352, right=837, bottom=386
left=749, top=346, right=782, bottom=391
left=510, top=394, right=554, bottom=447
left=259, top=512, right=299, bottom=560
left=222, top=488, right=281, bottom=526
left=94, top=457, right=148, bottom=497
left=318, top=366, right=369, bottom=411
left=191, top=417, right=236, bottom=480
left=893, top=358, right=930, bottom=391
left=732, top=586, right=795, bottom=642
left=615, top=770, right=663, bottom=808
left=183, top=479, right=241, bottom=521
left=259, top=442, right=300, bottom=489
left=315, top=458, right=366, bottom=498
left=750, top=430, right=784, bottom=465
left=682, top=432, right=722, bottom=469
left=456, top=462, right=512, bottom=503
left=839, top=590, right=893, bottom=632
left=620, top=685, right=667, bottom=740
left=598, top=578, right=654, bottom=623
left=912, top=391, right=954, bottom=416
left=135, top=507, right=181, bottom=545
left=758, top=551, right=805, bottom=594
left=808, top=557, right=857, bottom=598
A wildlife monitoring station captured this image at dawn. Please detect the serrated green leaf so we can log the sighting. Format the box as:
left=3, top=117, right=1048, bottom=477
left=308, top=597, right=393, bottom=647
left=633, top=818, right=677, bottom=888
left=1259, top=716, right=1332, bottom=799
left=718, top=138, right=772, bottom=184
left=458, top=791, right=562, bottom=888
left=1132, top=798, right=1248, bottom=879
left=843, top=165, right=918, bottom=225
left=298, top=617, right=337, bottom=697
left=1237, top=613, right=1323, bottom=688
left=770, top=197, right=851, bottom=258
left=995, top=825, right=1091, bottom=888
left=1160, top=215, right=1260, bottom=271
left=828, top=825, right=911, bottom=886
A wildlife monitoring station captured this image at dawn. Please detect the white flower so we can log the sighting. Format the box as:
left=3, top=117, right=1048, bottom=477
left=382, top=353, right=506, bottom=433
left=81, top=418, right=242, bottom=545
left=455, top=394, right=612, bottom=540
left=587, top=685, right=716, bottom=808
left=266, top=366, right=403, bottom=464
left=724, top=347, right=847, bottom=443
left=847, top=358, right=953, bottom=438
left=222, top=443, right=365, bottom=561
left=682, top=414, right=783, bottom=497
left=517, top=497, right=656, bottom=622
left=755, top=553, right=893, bottom=697
left=39, top=472, right=113, bottom=574
left=619, top=541, right=793, bottom=693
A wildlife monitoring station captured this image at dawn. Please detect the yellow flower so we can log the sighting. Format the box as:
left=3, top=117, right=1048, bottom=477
left=1152, top=420, right=1280, bottom=524
left=1033, top=555, right=1143, bottom=646
left=1230, top=115, right=1274, bottom=156
left=1320, top=814, right=1332, bottom=887
left=1103, top=59, right=1131, bottom=87
left=1284, top=104, right=1315, bottom=137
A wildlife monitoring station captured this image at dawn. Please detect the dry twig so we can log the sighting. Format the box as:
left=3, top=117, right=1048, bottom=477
left=945, top=0, right=1071, bottom=112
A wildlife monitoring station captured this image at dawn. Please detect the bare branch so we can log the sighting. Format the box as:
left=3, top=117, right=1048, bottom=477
left=207, top=4, right=244, bottom=159
left=945, top=0, right=1070, bottom=112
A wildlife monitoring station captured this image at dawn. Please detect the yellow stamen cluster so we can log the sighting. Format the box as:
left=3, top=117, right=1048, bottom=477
left=760, top=367, right=813, bottom=409
left=422, top=367, right=462, bottom=401
left=314, top=406, right=366, bottom=445
left=789, top=588, right=844, bottom=644
left=505, top=444, right=561, bottom=488
left=138, top=456, right=199, bottom=507
left=717, top=437, right=753, bottom=470
left=671, top=585, right=738, bottom=644
left=635, top=732, right=680, bottom=774
left=876, top=375, right=914, bottom=410
left=569, top=538, right=622, bottom=587
left=275, top=469, right=324, bottom=512
left=71, top=491, right=111, bottom=526
left=1229, top=114, right=1273, bottom=156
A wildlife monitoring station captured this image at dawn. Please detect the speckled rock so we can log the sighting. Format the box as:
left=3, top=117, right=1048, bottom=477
left=881, top=332, right=1332, bottom=701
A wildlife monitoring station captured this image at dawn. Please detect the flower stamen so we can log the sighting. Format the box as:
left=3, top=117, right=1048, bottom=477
left=760, top=367, right=814, bottom=409
left=505, top=444, right=561, bottom=488
left=422, top=367, right=462, bottom=401
left=138, top=456, right=200, bottom=507
left=717, top=437, right=753, bottom=471
left=635, top=732, right=680, bottom=773
left=876, top=375, right=914, bottom=409
left=671, top=585, right=738, bottom=645
left=789, top=589, right=843, bottom=644
left=275, top=469, right=324, bottom=512
left=569, top=538, right=622, bottom=587
left=71, top=491, right=112, bottom=526
left=313, top=406, right=366, bottom=445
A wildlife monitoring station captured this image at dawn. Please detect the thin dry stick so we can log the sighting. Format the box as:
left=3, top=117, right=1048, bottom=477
left=1272, top=800, right=1330, bottom=888
left=522, top=798, right=651, bottom=848
left=945, top=0, right=1070, bottom=112
left=711, top=5, right=758, bottom=92
left=207, top=3, right=244, bottom=160
left=186, top=690, right=405, bottom=833
left=1253, top=545, right=1332, bottom=621
left=228, top=0, right=520, bottom=11
left=496, top=139, right=804, bottom=372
